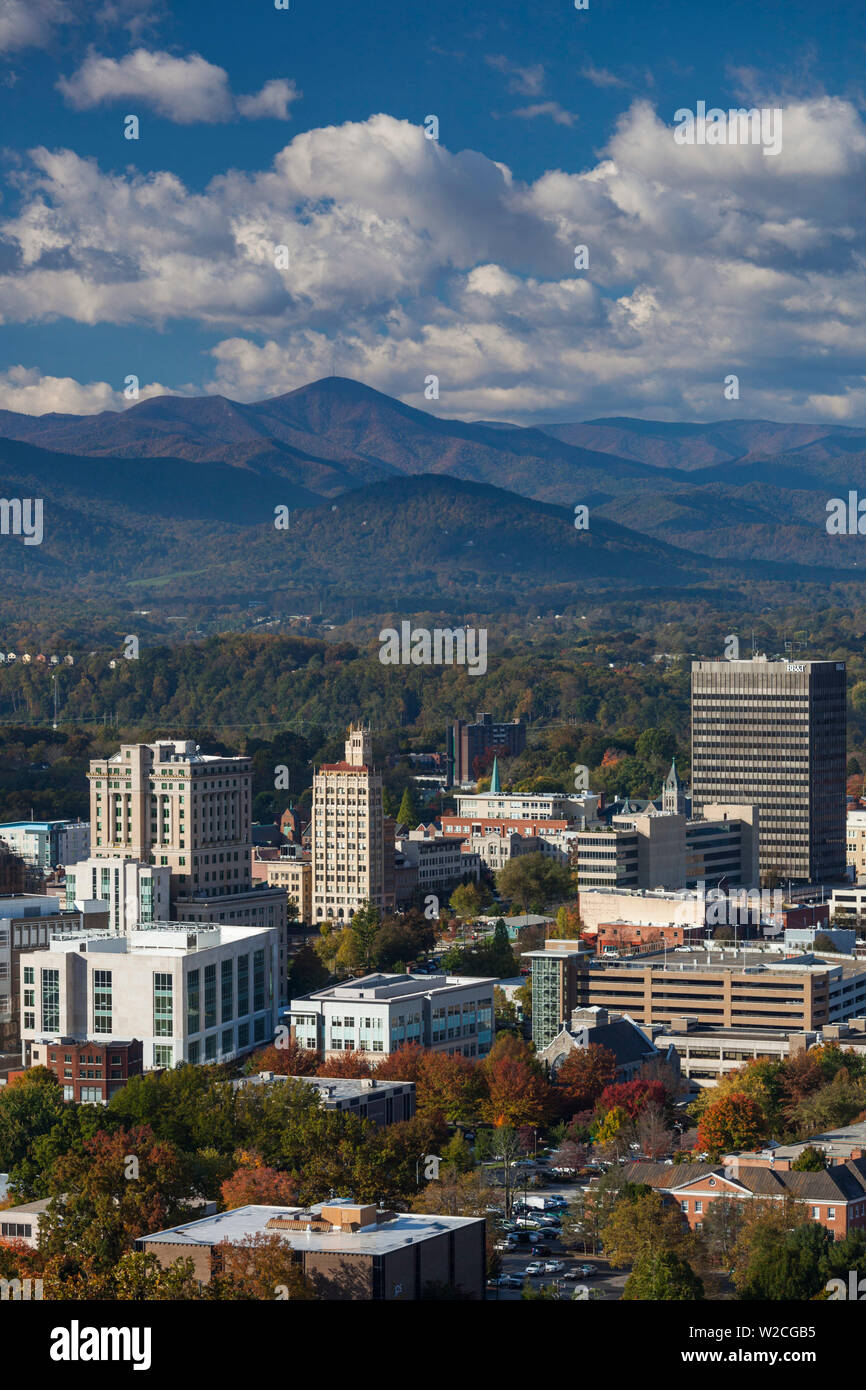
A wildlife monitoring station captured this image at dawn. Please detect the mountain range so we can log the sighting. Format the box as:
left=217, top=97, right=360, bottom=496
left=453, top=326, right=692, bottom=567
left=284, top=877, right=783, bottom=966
left=1, top=376, right=864, bottom=622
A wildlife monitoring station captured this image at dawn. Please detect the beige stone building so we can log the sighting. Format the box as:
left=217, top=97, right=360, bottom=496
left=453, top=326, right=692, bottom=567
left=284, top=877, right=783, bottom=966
left=265, top=857, right=312, bottom=924
left=311, top=727, right=386, bottom=922
left=88, top=739, right=252, bottom=901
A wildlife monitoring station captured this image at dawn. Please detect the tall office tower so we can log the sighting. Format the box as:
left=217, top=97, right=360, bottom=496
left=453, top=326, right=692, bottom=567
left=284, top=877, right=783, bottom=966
left=691, top=658, right=846, bottom=883
left=447, top=712, right=526, bottom=786
left=88, top=740, right=252, bottom=899
left=312, top=726, right=385, bottom=922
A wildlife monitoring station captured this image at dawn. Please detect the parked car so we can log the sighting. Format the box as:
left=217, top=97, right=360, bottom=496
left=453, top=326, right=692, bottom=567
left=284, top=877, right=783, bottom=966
left=499, top=1274, right=524, bottom=1289
left=529, top=1242, right=553, bottom=1255
left=576, top=1263, right=596, bottom=1277
left=524, top=1262, right=546, bottom=1276
left=543, top=1260, right=565, bottom=1273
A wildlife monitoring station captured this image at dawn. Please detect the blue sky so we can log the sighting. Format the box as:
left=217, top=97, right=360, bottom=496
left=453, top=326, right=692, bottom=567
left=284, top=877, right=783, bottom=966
left=0, top=0, right=865, bottom=423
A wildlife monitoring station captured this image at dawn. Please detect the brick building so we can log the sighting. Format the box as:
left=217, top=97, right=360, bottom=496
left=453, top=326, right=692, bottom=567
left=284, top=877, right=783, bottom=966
left=139, top=1200, right=486, bottom=1300
left=623, top=1158, right=866, bottom=1240
left=28, top=1036, right=143, bottom=1102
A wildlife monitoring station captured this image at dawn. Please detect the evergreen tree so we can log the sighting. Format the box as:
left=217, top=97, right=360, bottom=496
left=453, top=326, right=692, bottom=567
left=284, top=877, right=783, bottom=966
left=397, top=785, right=420, bottom=827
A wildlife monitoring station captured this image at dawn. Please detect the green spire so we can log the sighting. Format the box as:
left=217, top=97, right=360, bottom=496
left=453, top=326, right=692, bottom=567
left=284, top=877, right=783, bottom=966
left=489, top=756, right=501, bottom=794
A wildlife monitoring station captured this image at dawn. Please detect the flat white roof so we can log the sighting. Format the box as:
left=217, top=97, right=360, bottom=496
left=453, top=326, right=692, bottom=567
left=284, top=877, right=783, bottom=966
left=142, top=1204, right=481, bottom=1256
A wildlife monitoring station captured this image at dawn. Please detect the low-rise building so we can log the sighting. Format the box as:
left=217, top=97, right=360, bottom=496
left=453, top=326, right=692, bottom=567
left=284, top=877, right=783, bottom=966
left=538, top=1005, right=672, bottom=1080
left=290, top=971, right=496, bottom=1061
left=394, top=830, right=480, bottom=900
left=0, top=1197, right=50, bottom=1249
left=28, top=1036, right=143, bottom=1102
left=138, top=1199, right=486, bottom=1300
left=623, top=1158, right=866, bottom=1241
left=234, top=1073, right=416, bottom=1126
left=261, top=857, right=312, bottom=925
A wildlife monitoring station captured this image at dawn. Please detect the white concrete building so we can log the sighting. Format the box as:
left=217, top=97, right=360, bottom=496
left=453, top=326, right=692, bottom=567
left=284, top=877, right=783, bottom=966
left=65, top=856, right=172, bottom=933
left=290, top=971, right=496, bottom=1060
left=20, top=922, right=279, bottom=1070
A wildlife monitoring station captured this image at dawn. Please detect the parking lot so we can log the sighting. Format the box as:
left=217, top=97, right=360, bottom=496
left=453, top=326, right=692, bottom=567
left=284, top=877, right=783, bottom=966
left=488, top=1248, right=628, bottom=1301
left=485, top=1182, right=628, bottom=1301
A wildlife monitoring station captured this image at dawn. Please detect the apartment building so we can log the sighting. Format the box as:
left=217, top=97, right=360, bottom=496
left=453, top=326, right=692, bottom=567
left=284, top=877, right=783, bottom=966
left=88, top=739, right=253, bottom=899
left=311, top=726, right=386, bottom=922
left=290, top=971, right=496, bottom=1060
left=20, top=922, right=279, bottom=1070
left=139, top=1199, right=486, bottom=1300
left=691, top=657, right=847, bottom=882
left=447, top=711, right=525, bottom=786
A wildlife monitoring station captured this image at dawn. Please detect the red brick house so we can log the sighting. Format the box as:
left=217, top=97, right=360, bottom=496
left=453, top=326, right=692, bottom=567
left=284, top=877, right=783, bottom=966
left=622, top=1158, right=866, bottom=1240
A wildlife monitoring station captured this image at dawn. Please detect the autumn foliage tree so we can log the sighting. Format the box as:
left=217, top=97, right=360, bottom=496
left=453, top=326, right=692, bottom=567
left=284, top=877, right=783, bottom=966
left=595, top=1079, right=667, bottom=1121
left=554, top=1044, right=618, bottom=1115
left=40, top=1124, right=194, bottom=1277
left=315, top=1051, right=374, bottom=1079
left=221, top=1164, right=300, bottom=1210
left=245, top=1040, right=318, bottom=1077
left=209, top=1234, right=317, bottom=1300
left=696, top=1091, right=768, bottom=1157
left=481, top=1036, right=552, bottom=1127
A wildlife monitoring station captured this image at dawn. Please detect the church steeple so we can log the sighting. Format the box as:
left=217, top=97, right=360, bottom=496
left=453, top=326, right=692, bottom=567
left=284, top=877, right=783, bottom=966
left=489, top=756, right=501, bottom=794
left=662, top=757, right=685, bottom=814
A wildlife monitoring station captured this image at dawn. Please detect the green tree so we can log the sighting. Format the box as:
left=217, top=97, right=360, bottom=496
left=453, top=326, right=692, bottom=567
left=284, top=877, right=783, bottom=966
left=623, top=1250, right=704, bottom=1300
left=496, top=854, right=573, bottom=913
left=449, top=881, right=492, bottom=921
left=735, top=1217, right=831, bottom=1301
left=0, top=1068, right=66, bottom=1194
left=288, top=944, right=331, bottom=995
left=397, top=785, right=420, bottom=827
left=791, top=1144, right=827, bottom=1172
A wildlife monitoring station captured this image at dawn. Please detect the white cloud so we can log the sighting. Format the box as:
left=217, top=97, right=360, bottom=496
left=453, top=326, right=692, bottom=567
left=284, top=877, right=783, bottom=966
left=0, top=366, right=171, bottom=414
left=58, top=48, right=300, bottom=123
left=513, top=102, right=579, bottom=127
left=3, top=99, right=866, bottom=421
left=0, top=0, right=162, bottom=56
left=236, top=78, right=300, bottom=122
left=581, top=63, right=626, bottom=89
left=485, top=54, right=546, bottom=97
left=0, top=0, right=71, bottom=54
